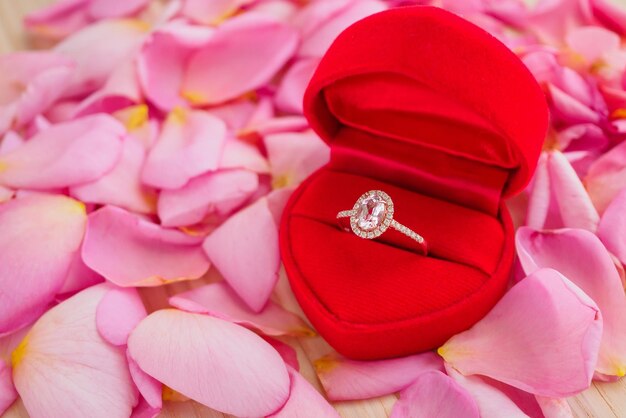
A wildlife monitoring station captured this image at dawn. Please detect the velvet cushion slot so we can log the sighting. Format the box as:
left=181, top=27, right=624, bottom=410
left=279, top=6, right=548, bottom=359
left=280, top=169, right=516, bottom=359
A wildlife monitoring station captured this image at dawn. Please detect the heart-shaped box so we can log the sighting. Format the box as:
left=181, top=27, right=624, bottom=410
left=279, top=6, right=549, bottom=359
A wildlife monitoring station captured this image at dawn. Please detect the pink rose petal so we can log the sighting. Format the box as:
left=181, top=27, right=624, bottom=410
left=536, top=395, right=575, bottom=418
left=82, top=205, right=210, bottom=287
left=158, top=169, right=258, bottom=227
left=526, top=152, right=553, bottom=229
left=127, top=350, right=162, bottom=410
left=88, top=0, right=150, bottom=19
left=0, top=186, right=14, bottom=203
left=268, top=366, right=339, bottom=418
left=0, top=51, right=74, bottom=134
left=274, top=58, right=319, bottom=114
left=25, top=0, right=90, bottom=40
left=131, top=397, right=161, bottom=418
left=565, top=26, right=620, bottom=65
left=0, top=194, right=87, bottom=334
left=314, top=351, right=443, bottom=401
left=58, top=249, right=103, bottom=295
left=438, top=268, right=602, bottom=397
left=54, top=19, right=148, bottom=97
left=169, top=281, right=314, bottom=337
left=71, top=135, right=156, bottom=214
left=137, top=23, right=214, bottom=111
left=96, top=286, right=147, bottom=346
left=12, top=284, right=138, bottom=418
left=517, top=227, right=626, bottom=377
left=548, top=150, right=600, bottom=231
left=181, top=13, right=299, bottom=105
left=74, top=58, right=143, bottom=117
left=142, top=108, right=227, bottom=189
left=295, top=0, right=387, bottom=58
left=598, top=187, right=626, bottom=266
left=262, top=336, right=300, bottom=371
left=585, top=140, right=626, bottom=214
left=591, top=0, right=626, bottom=35
left=127, top=309, right=290, bottom=416
left=265, top=130, right=330, bottom=189
left=445, top=365, right=543, bottom=418
left=390, top=370, right=479, bottom=418
left=0, top=114, right=124, bottom=189
left=203, top=196, right=279, bottom=312
left=220, top=138, right=270, bottom=173
left=181, top=0, right=252, bottom=25
left=0, top=359, right=17, bottom=415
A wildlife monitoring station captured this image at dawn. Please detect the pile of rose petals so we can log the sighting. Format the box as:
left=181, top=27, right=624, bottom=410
left=1, top=0, right=626, bottom=417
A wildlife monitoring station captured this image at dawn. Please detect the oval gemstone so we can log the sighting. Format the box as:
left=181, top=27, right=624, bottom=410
left=356, top=195, right=387, bottom=231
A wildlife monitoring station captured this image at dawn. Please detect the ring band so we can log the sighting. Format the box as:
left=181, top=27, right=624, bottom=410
left=336, top=190, right=428, bottom=255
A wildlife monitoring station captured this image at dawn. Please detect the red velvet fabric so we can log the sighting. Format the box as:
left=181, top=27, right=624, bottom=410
left=279, top=6, right=549, bottom=359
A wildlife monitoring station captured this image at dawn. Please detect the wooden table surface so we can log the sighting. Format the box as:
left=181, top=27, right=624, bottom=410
left=1, top=1, right=626, bottom=417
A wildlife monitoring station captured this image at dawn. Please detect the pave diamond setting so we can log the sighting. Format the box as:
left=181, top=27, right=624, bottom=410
left=336, top=190, right=427, bottom=253
left=348, top=190, right=393, bottom=239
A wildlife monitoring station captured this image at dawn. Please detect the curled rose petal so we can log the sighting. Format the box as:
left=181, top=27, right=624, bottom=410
left=262, top=336, right=299, bottom=371
left=127, top=309, right=290, bottom=416
left=314, top=351, right=443, bottom=401
left=0, top=359, right=17, bottom=415
left=127, top=350, right=162, bottom=410
left=585, top=140, right=626, bottom=214
left=12, top=285, right=138, bottom=418
left=181, top=13, right=299, bottom=105
left=0, top=195, right=87, bottom=335
left=598, top=187, right=626, bottom=266
left=96, top=286, right=147, bottom=346
left=82, top=206, right=210, bottom=287
left=71, top=135, right=156, bottom=214
left=203, top=196, right=279, bottom=312
left=548, top=150, right=600, bottom=231
left=158, top=169, right=258, bottom=227
left=438, top=268, right=602, bottom=397
left=142, top=108, right=227, bottom=189
left=390, top=370, right=479, bottom=418
left=517, top=227, right=626, bottom=377
left=268, top=366, right=339, bottom=418
left=131, top=397, right=161, bottom=418
left=445, top=364, right=543, bottom=418
left=169, top=281, right=314, bottom=337
left=0, top=51, right=74, bottom=134
left=0, top=114, right=124, bottom=190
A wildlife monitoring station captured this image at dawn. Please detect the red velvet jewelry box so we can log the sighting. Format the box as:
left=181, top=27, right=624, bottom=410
left=279, top=6, right=549, bottom=359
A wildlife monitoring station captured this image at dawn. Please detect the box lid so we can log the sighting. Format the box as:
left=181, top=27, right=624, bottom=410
left=303, top=6, right=549, bottom=203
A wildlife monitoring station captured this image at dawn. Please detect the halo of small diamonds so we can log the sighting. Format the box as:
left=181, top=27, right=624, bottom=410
left=348, top=190, right=394, bottom=239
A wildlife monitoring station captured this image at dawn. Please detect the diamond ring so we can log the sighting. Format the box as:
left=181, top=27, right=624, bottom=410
left=336, top=190, right=428, bottom=255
